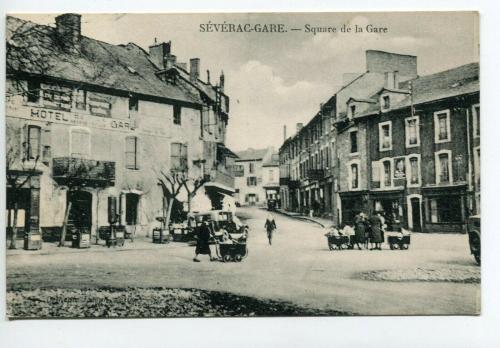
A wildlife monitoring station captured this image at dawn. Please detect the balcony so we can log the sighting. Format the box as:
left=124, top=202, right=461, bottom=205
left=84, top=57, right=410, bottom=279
left=279, top=177, right=290, bottom=186
left=204, top=167, right=235, bottom=193
left=306, top=169, right=325, bottom=181
left=53, top=157, right=116, bottom=187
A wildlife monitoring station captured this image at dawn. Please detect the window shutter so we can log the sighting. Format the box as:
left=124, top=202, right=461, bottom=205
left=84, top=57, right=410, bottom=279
left=41, top=128, right=51, bottom=165
left=22, top=124, right=29, bottom=161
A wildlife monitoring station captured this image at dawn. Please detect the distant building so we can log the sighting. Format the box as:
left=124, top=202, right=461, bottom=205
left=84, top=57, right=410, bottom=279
left=5, top=14, right=235, bottom=241
left=261, top=153, right=280, bottom=204
left=279, top=50, right=479, bottom=232
left=233, top=147, right=274, bottom=206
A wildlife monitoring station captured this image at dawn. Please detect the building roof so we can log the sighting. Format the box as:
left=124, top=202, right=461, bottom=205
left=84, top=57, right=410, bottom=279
left=6, top=16, right=201, bottom=105
left=355, top=62, right=479, bottom=118
left=235, top=148, right=269, bottom=161
left=262, top=153, right=279, bottom=167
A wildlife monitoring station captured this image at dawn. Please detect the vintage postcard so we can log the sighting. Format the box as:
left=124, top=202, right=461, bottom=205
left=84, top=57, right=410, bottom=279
left=5, top=12, right=480, bottom=318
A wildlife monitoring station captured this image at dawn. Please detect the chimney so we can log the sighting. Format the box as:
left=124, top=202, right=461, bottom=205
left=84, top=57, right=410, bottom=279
left=283, top=125, right=287, bottom=142
left=148, top=41, right=171, bottom=69
left=165, top=54, right=177, bottom=70
left=190, top=58, right=200, bottom=82
left=219, top=71, right=225, bottom=93
left=55, top=13, right=82, bottom=52
left=296, top=123, right=303, bottom=133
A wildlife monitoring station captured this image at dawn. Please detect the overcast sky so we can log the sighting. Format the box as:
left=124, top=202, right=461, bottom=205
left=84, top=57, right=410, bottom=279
left=14, top=12, right=479, bottom=152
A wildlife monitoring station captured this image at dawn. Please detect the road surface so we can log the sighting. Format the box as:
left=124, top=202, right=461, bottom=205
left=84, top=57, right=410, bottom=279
left=7, top=207, right=480, bottom=316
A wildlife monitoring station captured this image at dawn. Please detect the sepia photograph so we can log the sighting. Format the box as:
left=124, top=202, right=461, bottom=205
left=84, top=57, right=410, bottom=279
left=4, top=11, right=481, bottom=320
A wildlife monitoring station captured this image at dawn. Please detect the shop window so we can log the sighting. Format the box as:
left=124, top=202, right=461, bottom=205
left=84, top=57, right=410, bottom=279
left=125, top=136, right=139, bottom=170
left=379, top=121, right=392, bottom=151
left=173, top=105, right=182, bottom=125
left=428, top=197, right=462, bottom=223
left=434, top=110, right=451, bottom=143
left=171, top=142, right=188, bottom=172
left=405, top=116, right=420, bottom=147
left=70, top=128, right=90, bottom=158
left=350, top=131, right=358, bottom=154
left=27, top=80, right=41, bottom=103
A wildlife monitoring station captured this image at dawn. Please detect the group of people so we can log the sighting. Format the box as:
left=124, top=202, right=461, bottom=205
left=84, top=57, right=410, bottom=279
left=328, top=211, right=388, bottom=250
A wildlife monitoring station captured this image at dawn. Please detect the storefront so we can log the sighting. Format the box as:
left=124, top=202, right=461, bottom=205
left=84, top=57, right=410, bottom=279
left=370, top=190, right=405, bottom=231
left=422, top=185, right=467, bottom=233
left=339, top=190, right=369, bottom=225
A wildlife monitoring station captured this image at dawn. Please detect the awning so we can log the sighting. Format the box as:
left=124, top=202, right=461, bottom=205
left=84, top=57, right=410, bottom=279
left=217, top=143, right=239, bottom=159
left=204, top=181, right=235, bottom=194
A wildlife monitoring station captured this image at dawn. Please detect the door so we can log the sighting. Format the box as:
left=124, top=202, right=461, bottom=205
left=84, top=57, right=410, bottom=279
left=68, top=190, right=92, bottom=231
left=411, top=198, right=422, bottom=232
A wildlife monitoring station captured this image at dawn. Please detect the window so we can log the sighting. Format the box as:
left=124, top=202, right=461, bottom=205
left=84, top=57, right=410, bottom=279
left=249, top=162, right=255, bottom=174
left=428, top=197, right=462, bottom=223
left=70, top=128, right=90, bottom=158
left=27, top=80, right=41, bottom=103
left=233, top=164, right=244, bottom=177
left=350, top=131, right=358, bottom=154
left=383, top=160, right=392, bottom=187
left=171, top=142, right=188, bottom=172
left=408, top=156, right=420, bottom=186
left=129, top=96, right=139, bottom=112
left=473, top=104, right=480, bottom=138
left=173, top=105, right=182, bottom=125
left=405, top=116, right=420, bottom=147
left=435, top=150, right=452, bottom=184
left=26, top=125, right=41, bottom=160
left=350, top=105, right=356, bottom=118
left=382, top=95, right=390, bottom=110
left=247, top=176, right=257, bottom=186
left=379, top=121, right=392, bottom=151
left=125, top=193, right=139, bottom=225
left=125, top=136, right=139, bottom=170
left=268, top=169, right=275, bottom=182
left=348, top=160, right=360, bottom=190
left=434, top=110, right=451, bottom=143
left=75, top=89, right=87, bottom=110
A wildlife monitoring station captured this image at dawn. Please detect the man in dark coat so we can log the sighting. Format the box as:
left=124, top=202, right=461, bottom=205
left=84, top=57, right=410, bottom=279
left=369, top=213, right=383, bottom=250
left=193, top=221, right=214, bottom=262
left=353, top=213, right=366, bottom=250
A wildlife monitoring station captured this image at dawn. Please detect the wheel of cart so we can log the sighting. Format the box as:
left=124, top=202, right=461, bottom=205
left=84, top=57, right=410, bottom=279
left=219, top=242, right=248, bottom=262
left=326, top=235, right=350, bottom=250
left=387, top=235, right=411, bottom=250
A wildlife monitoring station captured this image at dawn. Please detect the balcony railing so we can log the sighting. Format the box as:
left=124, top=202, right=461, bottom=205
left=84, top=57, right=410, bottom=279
left=204, top=167, right=235, bottom=190
left=306, top=169, right=325, bottom=181
left=53, top=157, right=116, bottom=187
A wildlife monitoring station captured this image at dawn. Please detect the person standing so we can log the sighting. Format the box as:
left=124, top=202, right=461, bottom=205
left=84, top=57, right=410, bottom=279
left=193, top=220, right=215, bottom=262
left=369, top=213, right=383, bottom=250
left=353, top=212, right=366, bottom=250
left=264, top=213, right=277, bottom=245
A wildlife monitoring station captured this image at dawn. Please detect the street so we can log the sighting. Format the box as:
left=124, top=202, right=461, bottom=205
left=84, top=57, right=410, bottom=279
left=6, top=207, right=480, bottom=317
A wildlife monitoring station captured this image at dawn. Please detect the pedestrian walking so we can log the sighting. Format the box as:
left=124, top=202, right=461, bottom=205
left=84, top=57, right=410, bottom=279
left=193, top=219, right=215, bottom=262
left=264, top=213, right=277, bottom=245
left=369, top=213, right=384, bottom=250
left=353, top=212, right=366, bottom=250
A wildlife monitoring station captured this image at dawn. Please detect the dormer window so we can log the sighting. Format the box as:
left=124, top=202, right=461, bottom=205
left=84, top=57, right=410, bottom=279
left=129, top=95, right=139, bottom=112
left=382, top=95, right=390, bottom=110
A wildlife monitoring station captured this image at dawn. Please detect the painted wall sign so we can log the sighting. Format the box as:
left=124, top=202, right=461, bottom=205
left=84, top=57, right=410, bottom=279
left=6, top=104, right=169, bottom=138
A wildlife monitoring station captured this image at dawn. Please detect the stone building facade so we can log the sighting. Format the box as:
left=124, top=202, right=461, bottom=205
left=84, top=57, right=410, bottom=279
left=279, top=50, right=479, bottom=232
left=5, top=14, right=235, bottom=241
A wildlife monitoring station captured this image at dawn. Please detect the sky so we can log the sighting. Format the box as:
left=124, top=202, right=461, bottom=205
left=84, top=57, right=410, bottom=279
left=14, top=12, right=479, bottom=152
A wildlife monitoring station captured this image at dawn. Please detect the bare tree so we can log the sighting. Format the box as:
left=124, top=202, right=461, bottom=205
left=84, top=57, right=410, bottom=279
left=6, top=123, right=42, bottom=249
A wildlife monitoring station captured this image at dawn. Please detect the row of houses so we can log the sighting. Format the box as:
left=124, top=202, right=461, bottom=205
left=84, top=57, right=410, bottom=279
left=6, top=14, right=237, bottom=240
left=279, top=50, right=479, bottom=232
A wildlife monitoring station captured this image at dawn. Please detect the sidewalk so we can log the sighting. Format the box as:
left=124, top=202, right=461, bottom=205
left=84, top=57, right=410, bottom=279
left=6, top=236, right=185, bottom=257
left=275, top=209, right=334, bottom=228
